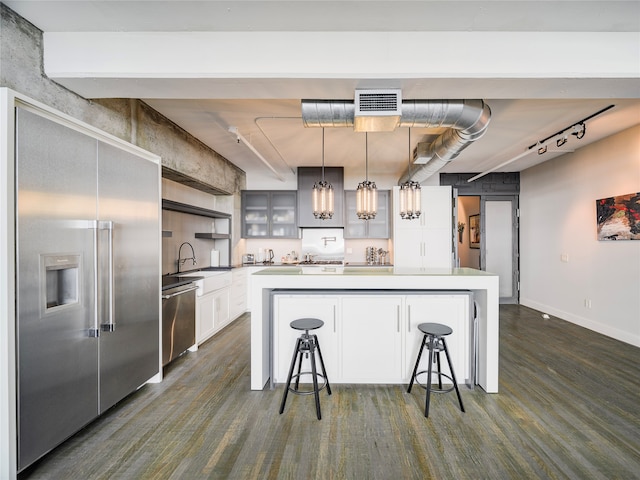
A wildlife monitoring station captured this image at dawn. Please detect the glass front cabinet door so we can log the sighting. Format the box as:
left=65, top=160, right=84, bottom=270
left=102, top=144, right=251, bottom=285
left=242, top=191, right=297, bottom=238
left=344, top=190, right=390, bottom=239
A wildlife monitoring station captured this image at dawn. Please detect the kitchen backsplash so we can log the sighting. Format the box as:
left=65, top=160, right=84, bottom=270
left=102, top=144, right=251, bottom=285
left=244, top=237, right=391, bottom=264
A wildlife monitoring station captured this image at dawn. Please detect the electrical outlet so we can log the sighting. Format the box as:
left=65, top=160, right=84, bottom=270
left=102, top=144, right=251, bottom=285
left=584, top=299, right=592, bottom=309
left=561, top=253, right=569, bottom=263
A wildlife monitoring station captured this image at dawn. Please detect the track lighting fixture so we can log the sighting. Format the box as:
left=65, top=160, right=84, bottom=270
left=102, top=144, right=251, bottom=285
left=467, top=105, right=614, bottom=182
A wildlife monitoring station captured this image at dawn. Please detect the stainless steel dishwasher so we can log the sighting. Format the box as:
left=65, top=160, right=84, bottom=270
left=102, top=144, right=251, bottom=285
left=161, top=278, right=198, bottom=366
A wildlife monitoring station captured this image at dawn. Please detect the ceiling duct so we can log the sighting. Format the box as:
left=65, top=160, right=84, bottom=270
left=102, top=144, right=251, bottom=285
left=301, top=98, right=491, bottom=182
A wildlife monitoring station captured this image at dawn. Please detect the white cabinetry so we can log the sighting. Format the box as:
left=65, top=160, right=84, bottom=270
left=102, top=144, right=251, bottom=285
left=273, top=295, right=339, bottom=383
left=272, top=291, right=472, bottom=385
left=197, top=292, right=216, bottom=343
left=195, top=272, right=231, bottom=344
left=404, top=294, right=470, bottom=384
left=393, top=186, right=453, bottom=269
left=340, top=296, right=403, bottom=382
left=230, top=268, right=247, bottom=320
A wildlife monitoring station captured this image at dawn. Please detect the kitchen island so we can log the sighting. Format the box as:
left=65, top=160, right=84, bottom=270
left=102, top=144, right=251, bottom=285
left=250, top=266, right=499, bottom=393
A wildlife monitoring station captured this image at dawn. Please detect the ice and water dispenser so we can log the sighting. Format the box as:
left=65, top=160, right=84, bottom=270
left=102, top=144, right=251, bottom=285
left=43, top=254, right=80, bottom=310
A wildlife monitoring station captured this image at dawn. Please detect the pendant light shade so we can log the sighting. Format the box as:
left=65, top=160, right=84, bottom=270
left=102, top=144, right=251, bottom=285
left=312, top=128, right=334, bottom=220
left=356, top=133, right=378, bottom=220
left=399, top=129, right=422, bottom=220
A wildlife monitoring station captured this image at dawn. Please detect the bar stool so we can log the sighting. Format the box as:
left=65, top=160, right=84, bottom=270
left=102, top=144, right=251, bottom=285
left=279, top=318, right=331, bottom=420
left=407, top=322, right=465, bottom=418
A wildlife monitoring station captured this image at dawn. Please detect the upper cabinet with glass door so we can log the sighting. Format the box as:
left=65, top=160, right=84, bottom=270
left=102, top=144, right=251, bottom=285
left=344, top=190, right=390, bottom=238
left=242, top=191, right=298, bottom=238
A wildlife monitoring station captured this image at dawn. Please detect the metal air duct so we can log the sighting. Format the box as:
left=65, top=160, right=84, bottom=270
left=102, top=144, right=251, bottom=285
left=301, top=98, right=491, bottom=183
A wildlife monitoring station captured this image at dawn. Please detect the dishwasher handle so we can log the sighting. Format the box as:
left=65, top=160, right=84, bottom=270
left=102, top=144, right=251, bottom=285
left=162, top=285, right=199, bottom=300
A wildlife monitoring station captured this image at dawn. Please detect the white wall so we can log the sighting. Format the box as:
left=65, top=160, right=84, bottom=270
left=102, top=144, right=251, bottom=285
left=520, top=125, right=640, bottom=347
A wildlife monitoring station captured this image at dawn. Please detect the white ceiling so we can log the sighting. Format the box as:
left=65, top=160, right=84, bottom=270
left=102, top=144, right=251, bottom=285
left=5, top=0, right=640, bottom=188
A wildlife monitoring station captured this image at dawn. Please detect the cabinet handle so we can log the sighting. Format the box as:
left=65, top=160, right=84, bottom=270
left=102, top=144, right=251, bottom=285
left=397, top=305, right=400, bottom=332
left=407, top=305, right=411, bottom=332
left=333, top=305, right=336, bottom=332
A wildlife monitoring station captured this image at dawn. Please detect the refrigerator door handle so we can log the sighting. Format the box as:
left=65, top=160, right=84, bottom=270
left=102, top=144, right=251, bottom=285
left=88, top=220, right=100, bottom=337
left=99, top=220, right=115, bottom=332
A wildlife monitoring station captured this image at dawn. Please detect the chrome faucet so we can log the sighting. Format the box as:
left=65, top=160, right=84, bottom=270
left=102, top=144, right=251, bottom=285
left=321, top=236, right=336, bottom=247
left=177, top=242, right=196, bottom=273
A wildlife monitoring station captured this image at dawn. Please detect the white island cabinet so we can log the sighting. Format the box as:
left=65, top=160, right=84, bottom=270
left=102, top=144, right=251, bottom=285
left=340, top=296, right=404, bottom=383
left=272, top=292, right=471, bottom=386
left=404, top=294, right=470, bottom=385
left=273, top=295, right=339, bottom=383
left=251, top=266, right=499, bottom=393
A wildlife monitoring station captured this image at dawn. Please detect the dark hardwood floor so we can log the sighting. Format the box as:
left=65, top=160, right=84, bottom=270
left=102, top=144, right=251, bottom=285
left=20, top=305, right=640, bottom=479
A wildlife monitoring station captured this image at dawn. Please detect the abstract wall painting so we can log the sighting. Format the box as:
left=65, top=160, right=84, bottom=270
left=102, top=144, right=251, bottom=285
left=596, top=192, right=640, bottom=241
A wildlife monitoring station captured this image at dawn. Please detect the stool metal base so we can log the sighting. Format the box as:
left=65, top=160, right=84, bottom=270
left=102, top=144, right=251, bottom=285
left=279, top=320, right=331, bottom=420
left=408, top=323, right=465, bottom=418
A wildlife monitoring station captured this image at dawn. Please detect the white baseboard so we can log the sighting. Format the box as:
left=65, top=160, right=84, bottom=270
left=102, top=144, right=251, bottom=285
left=519, top=298, right=640, bottom=348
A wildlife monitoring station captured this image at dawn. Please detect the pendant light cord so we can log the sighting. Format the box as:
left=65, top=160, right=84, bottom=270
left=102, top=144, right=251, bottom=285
left=321, top=128, right=325, bottom=181
left=408, top=129, right=412, bottom=178
left=365, top=132, right=369, bottom=181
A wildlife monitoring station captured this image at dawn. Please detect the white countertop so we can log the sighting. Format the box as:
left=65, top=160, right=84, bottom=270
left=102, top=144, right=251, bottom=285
left=254, top=266, right=495, bottom=277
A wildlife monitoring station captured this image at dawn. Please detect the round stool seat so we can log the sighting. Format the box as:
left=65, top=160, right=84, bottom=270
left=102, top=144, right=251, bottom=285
left=418, top=322, right=452, bottom=337
left=291, top=318, right=324, bottom=331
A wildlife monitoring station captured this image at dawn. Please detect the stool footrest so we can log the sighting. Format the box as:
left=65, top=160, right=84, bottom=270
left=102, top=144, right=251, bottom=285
left=414, top=370, right=456, bottom=394
left=287, top=372, right=329, bottom=396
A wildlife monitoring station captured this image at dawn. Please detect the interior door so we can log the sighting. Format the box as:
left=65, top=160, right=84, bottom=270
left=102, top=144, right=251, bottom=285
left=482, top=196, right=519, bottom=304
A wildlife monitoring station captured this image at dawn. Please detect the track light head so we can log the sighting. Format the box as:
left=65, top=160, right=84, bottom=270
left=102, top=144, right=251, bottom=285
left=538, top=144, right=548, bottom=155
left=556, top=136, right=568, bottom=148
left=572, top=123, right=586, bottom=140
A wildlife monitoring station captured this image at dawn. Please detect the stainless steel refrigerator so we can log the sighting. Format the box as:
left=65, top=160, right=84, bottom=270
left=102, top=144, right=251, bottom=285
left=15, top=106, right=160, bottom=471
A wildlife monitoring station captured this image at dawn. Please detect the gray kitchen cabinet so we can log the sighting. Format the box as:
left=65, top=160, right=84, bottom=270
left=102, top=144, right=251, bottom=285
left=344, top=189, right=390, bottom=238
left=297, top=167, right=344, bottom=227
left=241, top=191, right=297, bottom=238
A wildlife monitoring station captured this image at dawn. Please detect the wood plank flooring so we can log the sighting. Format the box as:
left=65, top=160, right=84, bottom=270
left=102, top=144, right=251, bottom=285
left=20, top=305, right=640, bottom=479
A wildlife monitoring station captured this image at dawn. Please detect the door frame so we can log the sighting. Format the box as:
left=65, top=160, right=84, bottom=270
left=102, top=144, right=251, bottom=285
left=453, top=191, right=519, bottom=304
left=481, top=195, right=519, bottom=304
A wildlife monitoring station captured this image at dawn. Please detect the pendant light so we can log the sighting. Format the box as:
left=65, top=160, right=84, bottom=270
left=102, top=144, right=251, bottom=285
left=356, top=132, right=378, bottom=220
left=312, top=128, right=334, bottom=220
left=399, top=128, right=421, bottom=220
